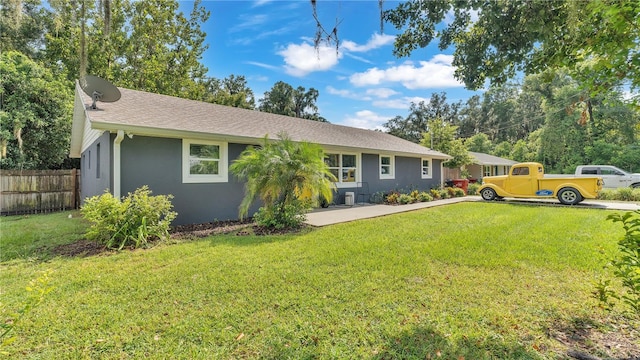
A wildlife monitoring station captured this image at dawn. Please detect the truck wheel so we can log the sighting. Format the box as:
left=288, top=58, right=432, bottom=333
left=480, top=188, right=497, bottom=201
left=558, top=188, right=582, bottom=205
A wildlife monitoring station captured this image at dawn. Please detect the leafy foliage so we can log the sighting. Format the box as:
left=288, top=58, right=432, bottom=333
left=597, top=211, right=640, bottom=315
left=229, top=133, right=336, bottom=228
left=384, top=0, right=640, bottom=93
left=0, top=51, right=73, bottom=169
left=203, top=74, right=255, bottom=109
left=81, top=186, right=177, bottom=250
left=258, top=81, right=327, bottom=121
left=384, top=92, right=460, bottom=143
left=252, top=201, right=308, bottom=230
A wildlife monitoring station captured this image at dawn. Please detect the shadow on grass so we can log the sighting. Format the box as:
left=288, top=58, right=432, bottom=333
left=546, top=315, right=640, bottom=360
left=374, top=325, right=541, bottom=360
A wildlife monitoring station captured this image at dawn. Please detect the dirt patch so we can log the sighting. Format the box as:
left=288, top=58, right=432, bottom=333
left=51, top=240, right=109, bottom=258
left=170, top=219, right=306, bottom=238
left=549, top=316, right=640, bottom=360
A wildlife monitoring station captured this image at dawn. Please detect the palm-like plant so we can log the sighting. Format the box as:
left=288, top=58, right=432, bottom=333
left=230, top=133, right=337, bottom=224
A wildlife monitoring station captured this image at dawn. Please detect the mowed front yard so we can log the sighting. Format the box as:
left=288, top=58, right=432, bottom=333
left=1, top=203, right=638, bottom=359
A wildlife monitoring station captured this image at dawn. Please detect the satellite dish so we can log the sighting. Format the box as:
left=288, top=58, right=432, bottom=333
left=80, top=75, right=121, bottom=109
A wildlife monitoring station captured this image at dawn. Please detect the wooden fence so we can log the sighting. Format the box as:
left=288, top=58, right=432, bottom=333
left=0, top=169, right=81, bottom=215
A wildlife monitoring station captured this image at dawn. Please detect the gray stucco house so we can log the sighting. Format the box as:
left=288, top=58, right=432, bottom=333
left=70, top=83, right=451, bottom=225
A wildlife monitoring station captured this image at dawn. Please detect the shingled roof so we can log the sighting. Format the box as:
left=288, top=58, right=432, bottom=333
left=469, top=151, right=518, bottom=166
left=71, top=83, right=451, bottom=159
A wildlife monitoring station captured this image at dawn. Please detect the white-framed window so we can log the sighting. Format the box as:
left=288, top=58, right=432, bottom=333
left=421, top=158, right=432, bottom=179
left=182, top=139, right=228, bottom=183
left=379, top=155, right=395, bottom=179
left=325, top=153, right=358, bottom=186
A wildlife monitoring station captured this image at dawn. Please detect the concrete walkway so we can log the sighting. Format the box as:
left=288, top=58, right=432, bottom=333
left=304, top=196, right=640, bottom=227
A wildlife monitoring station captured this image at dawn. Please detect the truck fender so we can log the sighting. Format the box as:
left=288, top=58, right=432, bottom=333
left=553, top=183, right=590, bottom=199
left=478, top=184, right=508, bottom=198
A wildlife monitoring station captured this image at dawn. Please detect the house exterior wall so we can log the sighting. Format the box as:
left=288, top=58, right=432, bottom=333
left=82, top=134, right=446, bottom=224
left=118, top=135, right=260, bottom=225
left=362, top=153, right=443, bottom=194
left=80, top=132, right=112, bottom=201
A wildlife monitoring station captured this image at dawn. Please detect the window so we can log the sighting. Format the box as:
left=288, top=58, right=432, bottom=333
left=483, top=165, right=492, bottom=177
left=380, top=155, right=394, bottom=179
left=325, top=153, right=358, bottom=185
left=512, top=166, right=529, bottom=176
left=182, top=139, right=228, bottom=183
left=96, top=143, right=100, bottom=178
left=421, top=158, right=432, bottom=179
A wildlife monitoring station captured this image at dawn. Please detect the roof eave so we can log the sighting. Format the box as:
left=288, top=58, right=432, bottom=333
left=89, top=120, right=452, bottom=160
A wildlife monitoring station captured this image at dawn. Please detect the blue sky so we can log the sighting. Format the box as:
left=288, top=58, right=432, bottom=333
left=178, top=0, right=482, bottom=130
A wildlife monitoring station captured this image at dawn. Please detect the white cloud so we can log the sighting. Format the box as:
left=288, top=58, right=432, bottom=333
left=365, top=88, right=399, bottom=99
left=373, top=96, right=430, bottom=109
left=245, top=61, right=280, bottom=71
left=349, top=55, right=463, bottom=89
left=342, top=110, right=389, bottom=131
left=326, top=86, right=371, bottom=101
left=342, top=33, right=395, bottom=52
left=278, top=42, right=342, bottom=77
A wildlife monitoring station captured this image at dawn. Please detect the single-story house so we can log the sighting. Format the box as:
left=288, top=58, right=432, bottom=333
left=70, top=82, right=451, bottom=225
left=468, top=151, right=518, bottom=179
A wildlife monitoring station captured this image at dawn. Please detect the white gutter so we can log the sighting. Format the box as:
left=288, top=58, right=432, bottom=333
left=113, top=130, right=125, bottom=199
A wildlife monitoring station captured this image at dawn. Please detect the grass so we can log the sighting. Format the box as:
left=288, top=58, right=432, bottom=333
left=0, top=211, right=86, bottom=261
left=0, top=203, right=637, bottom=359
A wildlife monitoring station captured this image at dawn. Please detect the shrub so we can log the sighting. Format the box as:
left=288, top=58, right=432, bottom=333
left=386, top=192, right=400, bottom=204
left=595, top=210, right=640, bottom=315
left=253, top=201, right=307, bottom=229
left=370, top=191, right=386, bottom=204
left=409, top=190, right=420, bottom=202
left=82, top=186, right=177, bottom=250
left=451, top=187, right=466, bottom=197
left=430, top=189, right=441, bottom=200
left=597, top=188, right=640, bottom=201
left=467, top=182, right=481, bottom=195
left=398, top=194, right=414, bottom=204
left=417, top=192, right=433, bottom=202
left=439, top=189, right=451, bottom=199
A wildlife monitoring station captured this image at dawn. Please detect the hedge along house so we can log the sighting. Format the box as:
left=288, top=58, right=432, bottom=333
left=70, top=83, right=451, bottom=225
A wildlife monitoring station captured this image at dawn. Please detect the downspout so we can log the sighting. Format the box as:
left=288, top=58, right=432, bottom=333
left=113, top=130, right=124, bottom=199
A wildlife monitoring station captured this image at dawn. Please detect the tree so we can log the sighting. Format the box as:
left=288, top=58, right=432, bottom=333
left=384, top=0, right=640, bottom=94
left=42, top=0, right=210, bottom=100
left=0, top=0, right=48, bottom=57
left=204, top=74, right=255, bottom=109
left=384, top=92, right=460, bottom=143
left=420, top=118, right=472, bottom=169
left=464, top=133, right=493, bottom=153
left=229, top=133, right=336, bottom=228
left=259, top=81, right=327, bottom=121
left=0, top=51, right=73, bottom=169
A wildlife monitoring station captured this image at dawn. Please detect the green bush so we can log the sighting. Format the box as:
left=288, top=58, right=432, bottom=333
left=370, top=191, right=386, bottom=204
left=467, top=182, right=481, bottom=195
left=430, top=189, right=441, bottom=200
left=398, top=194, right=414, bottom=204
left=597, top=188, right=640, bottom=201
left=439, top=189, right=451, bottom=199
left=253, top=201, right=307, bottom=229
left=417, top=192, right=433, bottom=202
left=82, top=186, right=177, bottom=250
left=596, top=210, right=640, bottom=315
left=385, top=192, right=400, bottom=204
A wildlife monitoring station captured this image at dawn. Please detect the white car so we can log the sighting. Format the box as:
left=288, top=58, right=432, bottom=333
left=574, top=165, right=640, bottom=189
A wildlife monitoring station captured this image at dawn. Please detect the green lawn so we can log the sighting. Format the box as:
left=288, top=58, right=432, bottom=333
left=0, top=203, right=637, bottom=359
